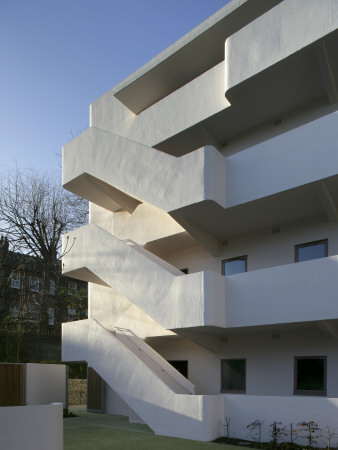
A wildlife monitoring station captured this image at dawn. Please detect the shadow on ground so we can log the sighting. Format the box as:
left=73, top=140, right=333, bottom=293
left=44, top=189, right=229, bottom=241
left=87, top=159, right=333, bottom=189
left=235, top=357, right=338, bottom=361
left=64, top=406, right=247, bottom=450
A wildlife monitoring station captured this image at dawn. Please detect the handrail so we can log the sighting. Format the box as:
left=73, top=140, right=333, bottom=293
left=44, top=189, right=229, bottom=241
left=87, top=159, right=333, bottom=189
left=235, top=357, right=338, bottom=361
left=114, top=326, right=194, bottom=395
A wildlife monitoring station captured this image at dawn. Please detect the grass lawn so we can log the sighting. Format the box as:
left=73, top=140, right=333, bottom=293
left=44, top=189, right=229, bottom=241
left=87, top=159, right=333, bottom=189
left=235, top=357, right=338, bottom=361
left=64, top=407, right=248, bottom=450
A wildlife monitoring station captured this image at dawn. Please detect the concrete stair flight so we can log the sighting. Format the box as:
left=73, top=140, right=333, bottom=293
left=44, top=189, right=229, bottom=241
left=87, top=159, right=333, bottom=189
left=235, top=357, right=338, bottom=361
left=62, top=318, right=223, bottom=441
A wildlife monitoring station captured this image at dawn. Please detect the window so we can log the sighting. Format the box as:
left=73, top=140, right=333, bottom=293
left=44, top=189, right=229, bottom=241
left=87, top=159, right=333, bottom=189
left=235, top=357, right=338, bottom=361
left=50, top=280, right=55, bottom=295
left=48, top=307, right=55, bottom=325
left=221, top=359, right=246, bottom=393
left=168, top=360, right=188, bottom=378
left=68, top=281, right=77, bottom=294
left=294, top=356, right=326, bottom=395
left=29, top=276, right=39, bottom=292
left=222, top=256, right=247, bottom=276
left=295, top=240, right=328, bottom=263
left=11, top=273, right=20, bottom=289
left=27, top=304, right=39, bottom=322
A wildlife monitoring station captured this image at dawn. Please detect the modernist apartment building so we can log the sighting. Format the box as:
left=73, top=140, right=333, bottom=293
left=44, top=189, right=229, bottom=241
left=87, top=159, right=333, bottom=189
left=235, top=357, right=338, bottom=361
left=62, top=0, right=338, bottom=442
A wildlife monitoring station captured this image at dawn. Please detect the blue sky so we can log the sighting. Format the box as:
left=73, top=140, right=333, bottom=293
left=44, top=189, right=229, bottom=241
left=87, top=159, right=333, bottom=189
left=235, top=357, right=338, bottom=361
left=0, top=0, right=230, bottom=176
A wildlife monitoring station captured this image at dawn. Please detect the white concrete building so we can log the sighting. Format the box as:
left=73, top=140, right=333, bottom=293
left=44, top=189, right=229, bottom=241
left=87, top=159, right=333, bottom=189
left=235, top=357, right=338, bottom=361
left=62, top=0, right=338, bottom=443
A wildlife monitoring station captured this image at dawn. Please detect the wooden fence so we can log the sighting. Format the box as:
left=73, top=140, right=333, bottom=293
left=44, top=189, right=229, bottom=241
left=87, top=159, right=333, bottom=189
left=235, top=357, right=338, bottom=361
left=0, top=363, right=24, bottom=406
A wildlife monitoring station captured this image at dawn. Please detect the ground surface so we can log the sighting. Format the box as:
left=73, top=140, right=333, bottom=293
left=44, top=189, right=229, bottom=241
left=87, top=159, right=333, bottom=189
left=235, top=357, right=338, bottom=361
left=64, top=407, right=248, bottom=450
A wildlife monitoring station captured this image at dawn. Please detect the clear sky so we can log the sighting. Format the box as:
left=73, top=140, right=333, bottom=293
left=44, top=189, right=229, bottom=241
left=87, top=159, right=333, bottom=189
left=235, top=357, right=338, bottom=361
left=0, top=0, right=230, bottom=176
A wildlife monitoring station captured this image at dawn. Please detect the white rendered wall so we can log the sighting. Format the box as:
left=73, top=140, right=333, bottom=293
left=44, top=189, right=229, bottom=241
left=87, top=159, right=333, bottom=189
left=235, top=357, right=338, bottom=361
left=226, top=255, right=338, bottom=328
left=90, top=62, right=229, bottom=148
left=165, top=219, right=338, bottom=274
left=224, top=395, right=338, bottom=447
left=63, top=224, right=226, bottom=330
left=104, top=384, right=130, bottom=416
left=225, top=0, right=338, bottom=94
left=89, top=283, right=173, bottom=339
left=225, top=112, right=338, bottom=207
left=25, top=363, right=67, bottom=407
left=0, top=403, right=63, bottom=450
left=63, top=128, right=226, bottom=213
left=62, top=318, right=224, bottom=441
left=151, top=330, right=338, bottom=397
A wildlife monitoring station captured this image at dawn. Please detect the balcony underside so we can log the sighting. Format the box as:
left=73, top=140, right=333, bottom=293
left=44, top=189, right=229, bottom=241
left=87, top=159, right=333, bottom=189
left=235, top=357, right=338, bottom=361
left=157, top=29, right=338, bottom=156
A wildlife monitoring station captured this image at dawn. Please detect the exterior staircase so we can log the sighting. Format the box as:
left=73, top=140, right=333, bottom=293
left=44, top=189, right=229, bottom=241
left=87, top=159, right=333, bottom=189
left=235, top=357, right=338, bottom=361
left=62, top=318, right=223, bottom=441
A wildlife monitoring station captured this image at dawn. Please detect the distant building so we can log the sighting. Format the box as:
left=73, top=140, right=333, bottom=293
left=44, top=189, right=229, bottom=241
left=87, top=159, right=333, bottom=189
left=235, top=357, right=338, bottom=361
left=61, top=0, right=338, bottom=443
left=0, top=236, right=87, bottom=361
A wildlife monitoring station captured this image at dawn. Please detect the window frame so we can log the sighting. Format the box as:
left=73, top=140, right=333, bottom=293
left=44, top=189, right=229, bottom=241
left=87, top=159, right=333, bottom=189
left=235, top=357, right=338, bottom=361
left=294, top=356, right=327, bottom=396
left=220, top=358, right=246, bottom=393
left=222, top=255, right=247, bottom=276
left=49, top=280, right=56, bottom=295
left=11, top=273, right=21, bottom=289
left=295, top=239, right=328, bottom=263
left=29, top=276, right=40, bottom=292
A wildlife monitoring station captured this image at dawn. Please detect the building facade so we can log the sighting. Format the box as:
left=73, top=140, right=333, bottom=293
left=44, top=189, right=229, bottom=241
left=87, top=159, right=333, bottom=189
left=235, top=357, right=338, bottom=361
left=0, top=236, right=87, bottom=361
left=62, top=0, right=338, bottom=442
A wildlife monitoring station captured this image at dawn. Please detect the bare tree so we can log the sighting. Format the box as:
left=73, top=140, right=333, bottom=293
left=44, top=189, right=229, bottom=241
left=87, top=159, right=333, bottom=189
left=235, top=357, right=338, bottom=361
left=0, top=167, right=87, bottom=330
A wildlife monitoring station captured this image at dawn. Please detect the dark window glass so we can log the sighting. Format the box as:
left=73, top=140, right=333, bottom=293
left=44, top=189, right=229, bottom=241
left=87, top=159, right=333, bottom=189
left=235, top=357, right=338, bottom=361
left=168, top=360, right=188, bottom=378
left=222, top=256, right=247, bottom=276
left=294, top=357, right=326, bottom=395
left=221, top=359, right=246, bottom=392
left=295, top=240, right=327, bottom=263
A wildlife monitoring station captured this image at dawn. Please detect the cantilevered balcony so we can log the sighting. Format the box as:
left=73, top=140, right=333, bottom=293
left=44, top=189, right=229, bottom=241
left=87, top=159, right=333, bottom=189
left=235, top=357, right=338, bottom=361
left=64, top=112, right=338, bottom=230
left=225, top=255, right=338, bottom=330
left=225, top=0, right=338, bottom=108
left=63, top=226, right=338, bottom=333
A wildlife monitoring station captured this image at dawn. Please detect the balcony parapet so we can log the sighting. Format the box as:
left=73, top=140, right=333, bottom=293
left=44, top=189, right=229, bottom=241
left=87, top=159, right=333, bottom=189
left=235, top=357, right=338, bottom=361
left=63, top=126, right=226, bottom=213
left=225, top=255, right=338, bottom=328
left=62, top=224, right=226, bottom=330
left=224, top=0, right=338, bottom=98
left=226, top=111, right=338, bottom=207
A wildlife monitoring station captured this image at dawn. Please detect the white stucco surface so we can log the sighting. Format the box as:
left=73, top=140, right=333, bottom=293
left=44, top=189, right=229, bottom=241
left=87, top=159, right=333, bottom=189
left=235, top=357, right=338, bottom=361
left=62, top=318, right=223, bottom=441
left=63, top=127, right=226, bottom=213
left=63, top=224, right=226, bottom=329
left=226, top=112, right=338, bottom=207
left=25, top=363, right=67, bottom=406
left=61, top=0, right=338, bottom=442
left=90, top=62, right=230, bottom=148
left=225, top=255, right=338, bottom=328
left=0, top=403, right=63, bottom=450
left=224, top=395, right=338, bottom=447
left=225, top=0, right=338, bottom=94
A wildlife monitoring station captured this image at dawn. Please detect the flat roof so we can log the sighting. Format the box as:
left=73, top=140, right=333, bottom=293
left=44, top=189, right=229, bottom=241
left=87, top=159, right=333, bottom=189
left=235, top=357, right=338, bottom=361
left=112, top=0, right=283, bottom=114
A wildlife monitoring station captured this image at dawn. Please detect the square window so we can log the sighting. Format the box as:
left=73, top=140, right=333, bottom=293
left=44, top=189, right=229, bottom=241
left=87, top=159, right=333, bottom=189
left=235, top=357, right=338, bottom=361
left=29, top=276, right=39, bottom=292
left=295, top=240, right=327, bottom=263
left=294, top=356, right=326, bottom=395
left=11, top=273, right=20, bottom=289
left=221, top=359, right=246, bottom=393
left=68, top=281, right=77, bottom=294
left=222, top=256, right=247, bottom=276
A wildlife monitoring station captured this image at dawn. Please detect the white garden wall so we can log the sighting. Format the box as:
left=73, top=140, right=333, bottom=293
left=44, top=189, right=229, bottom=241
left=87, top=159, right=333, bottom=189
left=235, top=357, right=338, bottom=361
left=26, top=363, right=67, bottom=406
left=0, top=403, right=63, bottom=450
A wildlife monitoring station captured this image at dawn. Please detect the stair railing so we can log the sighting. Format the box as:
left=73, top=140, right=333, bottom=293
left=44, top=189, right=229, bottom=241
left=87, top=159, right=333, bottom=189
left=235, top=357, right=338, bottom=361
left=114, top=326, right=194, bottom=395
